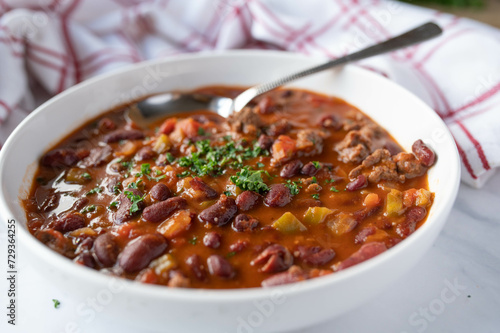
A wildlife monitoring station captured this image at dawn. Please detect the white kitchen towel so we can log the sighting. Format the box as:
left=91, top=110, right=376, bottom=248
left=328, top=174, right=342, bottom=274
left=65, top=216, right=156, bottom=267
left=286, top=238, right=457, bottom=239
left=0, top=0, right=499, bottom=187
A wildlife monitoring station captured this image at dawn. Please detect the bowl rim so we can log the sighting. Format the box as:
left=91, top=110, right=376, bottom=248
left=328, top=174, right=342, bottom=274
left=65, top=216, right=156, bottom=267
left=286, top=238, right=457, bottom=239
left=0, top=49, right=461, bottom=302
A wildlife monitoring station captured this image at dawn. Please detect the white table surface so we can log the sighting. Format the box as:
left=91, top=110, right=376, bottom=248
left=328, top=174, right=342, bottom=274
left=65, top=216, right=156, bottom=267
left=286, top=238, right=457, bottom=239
left=1, top=172, right=499, bottom=333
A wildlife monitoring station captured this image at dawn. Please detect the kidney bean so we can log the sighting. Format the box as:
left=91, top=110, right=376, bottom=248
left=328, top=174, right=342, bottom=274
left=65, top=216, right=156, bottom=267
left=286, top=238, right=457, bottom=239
left=256, top=96, right=275, bottom=114
left=73, top=197, right=89, bottom=211
left=264, top=184, right=292, bottom=208
left=354, top=226, right=377, bottom=244
left=142, top=197, right=187, bottom=223
left=190, top=177, right=218, bottom=200
left=186, top=254, right=207, bottom=281
left=333, top=242, right=387, bottom=272
left=412, top=140, right=436, bottom=167
left=41, top=149, right=80, bottom=168
left=115, top=189, right=145, bottom=224
left=53, top=212, right=86, bottom=233
left=280, top=160, right=303, bottom=178
left=80, top=146, right=113, bottom=167
left=232, top=214, right=259, bottom=232
left=261, top=266, right=307, bottom=287
left=346, top=175, right=368, bottom=191
left=318, top=114, right=341, bottom=130
left=37, top=190, right=60, bottom=212
left=207, top=255, right=235, bottom=279
left=74, top=250, right=96, bottom=268
left=118, top=234, right=167, bottom=273
left=294, top=246, right=335, bottom=266
left=235, top=191, right=260, bottom=211
left=251, top=244, right=293, bottom=273
left=135, top=146, right=156, bottom=161
left=396, top=206, right=427, bottom=237
left=149, top=183, right=171, bottom=202
left=384, top=141, right=402, bottom=156
left=301, top=162, right=320, bottom=176
left=229, top=240, right=249, bottom=252
left=198, top=195, right=237, bottom=227
left=203, top=232, right=222, bottom=249
left=75, top=237, right=94, bottom=255
left=103, top=129, right=145, bottom=143
left=257, top=134, right=274, bottom=150
left=36, top=229, right=69, bottom=253
left=93, top=233, right=119, bottom=267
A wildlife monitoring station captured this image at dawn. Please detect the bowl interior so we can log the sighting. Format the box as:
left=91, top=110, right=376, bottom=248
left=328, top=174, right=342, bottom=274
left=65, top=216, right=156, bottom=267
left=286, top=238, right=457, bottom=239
left=0, top=50, right=460, bottom=298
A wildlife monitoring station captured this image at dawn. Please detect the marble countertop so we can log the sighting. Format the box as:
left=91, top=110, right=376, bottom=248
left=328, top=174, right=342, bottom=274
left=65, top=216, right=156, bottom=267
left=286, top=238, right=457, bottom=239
left=1, top=172, right=499, bottom=333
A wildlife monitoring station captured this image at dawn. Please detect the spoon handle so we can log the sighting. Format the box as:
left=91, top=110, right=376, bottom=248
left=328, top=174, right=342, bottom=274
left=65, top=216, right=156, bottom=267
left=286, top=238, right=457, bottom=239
left=233, top=21, right=442, bottom=112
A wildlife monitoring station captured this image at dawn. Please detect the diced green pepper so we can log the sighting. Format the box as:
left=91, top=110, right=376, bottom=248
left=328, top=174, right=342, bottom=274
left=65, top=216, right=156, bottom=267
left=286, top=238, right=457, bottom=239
left=386, top=189, right=404, bottom=216
left=272, top=212, right=307, bottom=233
left=303, top=206, right=334, bottom=225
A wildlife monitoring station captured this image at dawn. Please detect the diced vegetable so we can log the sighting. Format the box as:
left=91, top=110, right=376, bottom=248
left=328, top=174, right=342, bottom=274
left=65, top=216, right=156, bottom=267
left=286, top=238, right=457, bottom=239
left=116, top=141, right=139, bottom=157
left=271, top=135, right=295, bottom=164
left=327, top=212, right=357, bottom=236
left=157, top=210, right=193, bottom=238
left=303, top=207, right=334, bottom=225
left=272, top=212, right=307, bottom=233
left=69, top=227, right=97, bottom=238
left=149, top=253, right=177, bottom=275
left=153, top=134, right=172, bottom=154
left=65, top=168, right=92, bottom=184
left=386, top=189, right=404, bottom=216
left=363, top=193, right=380, bottom=207
left=415, top=189, right=431, bottom=207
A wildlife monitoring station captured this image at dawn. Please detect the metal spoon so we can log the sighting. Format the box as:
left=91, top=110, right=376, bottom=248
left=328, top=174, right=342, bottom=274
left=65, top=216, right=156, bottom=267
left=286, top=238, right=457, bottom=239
left=128, top=22, right=442, bottom=125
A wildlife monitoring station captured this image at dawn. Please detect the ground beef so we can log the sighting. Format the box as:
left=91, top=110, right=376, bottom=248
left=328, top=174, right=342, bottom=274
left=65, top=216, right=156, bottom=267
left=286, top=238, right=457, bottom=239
left=334, top=131, right=372, bottom=164
left=394, top=152, right=428, bottom=179
left=295, top=129, right=326, bottom=156
left=228, top=107, right=262, bottom=135
left=349, top=149, right=404, bottom=183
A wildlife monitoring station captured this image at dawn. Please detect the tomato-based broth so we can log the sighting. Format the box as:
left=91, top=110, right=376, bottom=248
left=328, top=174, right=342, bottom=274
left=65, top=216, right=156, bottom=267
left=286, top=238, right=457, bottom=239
left=24, top=87, right=435, bottom=289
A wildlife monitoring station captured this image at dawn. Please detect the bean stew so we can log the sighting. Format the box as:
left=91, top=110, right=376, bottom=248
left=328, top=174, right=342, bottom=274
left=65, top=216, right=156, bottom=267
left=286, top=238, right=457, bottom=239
left=23, top=86, right=436, bottom=289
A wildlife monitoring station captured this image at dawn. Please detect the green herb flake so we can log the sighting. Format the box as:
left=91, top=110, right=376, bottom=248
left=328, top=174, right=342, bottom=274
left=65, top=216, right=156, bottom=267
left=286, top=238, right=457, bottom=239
left=82, top=172, right=92, bottom=180
left=109, top=201, right=118, bottom=209
left=312, top=161, right=321, bottom=169
left=124, top=191, right=145, bottom=214
left=188, top=237, right=197, bottom=245
left=285, top=180, right=302, bottom=196
left=197, top=127, right=206, bottom=136
left=165, top=153, right=175, bottom=163
left=311, top=193, right=320, bottom=200
left=128, top=182, right=138, bottom=189
left=80, top=205, right=96, bottom=214
left=176, top=171, right=190, bottom=178
left=330, top=186, right=340, bottom=193
left=141, top=163, right=151, bottom=176
left=230, top=166, right=270, bottom=194
left=311, top=176, right=318, bottom=184
left=226, top=251, right=237, bottom=258
left=52, top=299, right=60, bottom=309
left=113, top=182, right=122, bottom=194
left=257, top=162, right=265, bottom=168
left=86, top=186, right=103, bottom=196
left=223, top=191, right=232, bottom=197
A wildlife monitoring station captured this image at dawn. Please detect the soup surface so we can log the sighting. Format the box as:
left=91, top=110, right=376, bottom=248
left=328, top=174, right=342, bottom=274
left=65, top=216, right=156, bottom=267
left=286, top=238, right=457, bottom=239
left=24, top=87, right=436, bottom=289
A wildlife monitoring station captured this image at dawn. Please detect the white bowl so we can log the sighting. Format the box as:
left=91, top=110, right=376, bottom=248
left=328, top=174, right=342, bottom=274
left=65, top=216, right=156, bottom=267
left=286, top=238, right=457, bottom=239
left=0, top=51, right=460, bottom=332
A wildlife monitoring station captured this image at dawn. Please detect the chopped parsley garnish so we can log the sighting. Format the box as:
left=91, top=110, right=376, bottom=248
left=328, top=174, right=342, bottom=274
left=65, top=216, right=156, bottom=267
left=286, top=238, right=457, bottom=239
left=128, top=182, right=138, bottom=189
left=197, top=127, right=206, bottom=136
left=86, top=186, right=103, bottom=196
left=140, top=163, right=151, bottom=175
left=223, top=191, right=232, bottom=197
left=113, top=182, right=122, bottom=194
left=230, top=166, right=270, bottom=194
left=177, top=139, right=268, bottom=177
left=257, top=162, right=265, bottom=168
left=121, top=161, right=134, bottom=170
left=52, top=299, right=60, bottom=309
left=165, top=153, right=175, bottom=163
left=188, top=237, right=197, bottom=245
left=311, top=194, right=320, bottom=200
left=82, top=172, right=92, bottom=180
left=311, top=176, right=318, bottom=184
left=109, top=201, right=118, bottom=209
left=80, top=205, right=96, bottom=214
left=153, top=175, right=166, bottom=181
left=330, top=186, right=339, bottom=193
left=124, top=191, right=145, bottom=214
left=312, top=161, right=321, bottom=169
left=155, top=169, right=162, bottom=176
left=285, top=180, right=301, bottom=196
left=325, top=179, right=336, bottom=184
left=226, top=251, right=237, bottom=258
left=176, top=171, right=190, bottom=178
